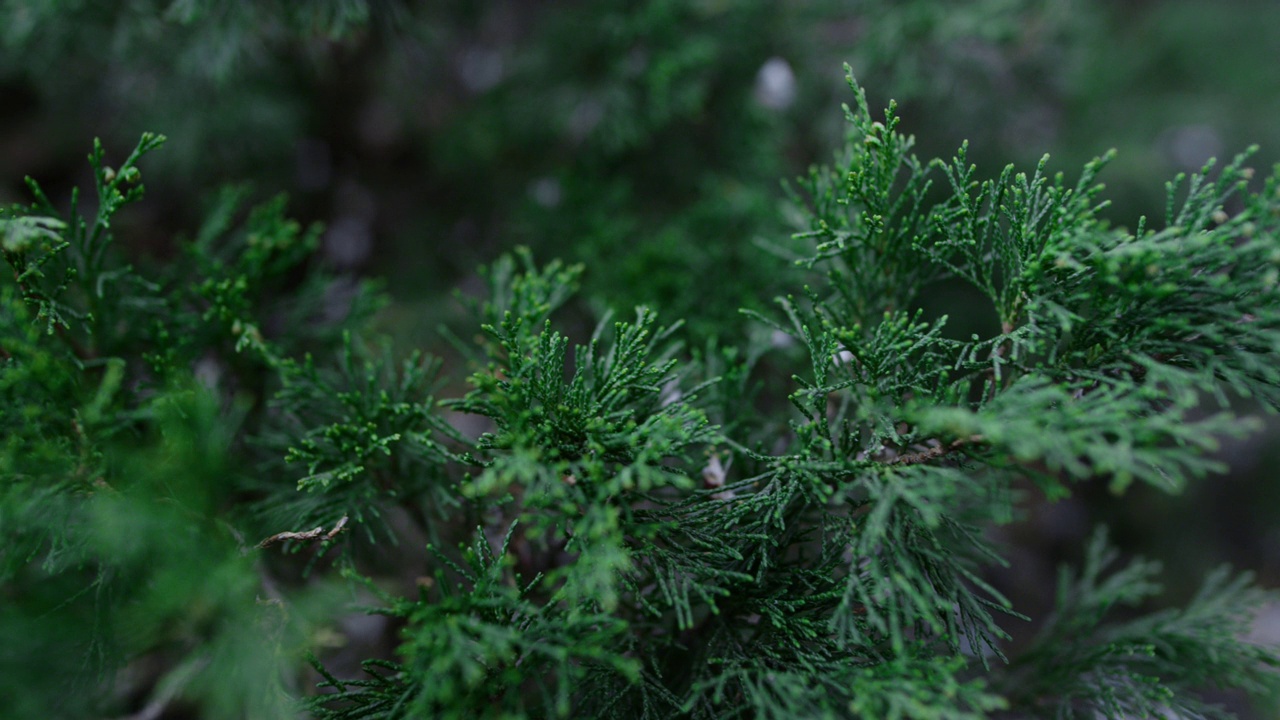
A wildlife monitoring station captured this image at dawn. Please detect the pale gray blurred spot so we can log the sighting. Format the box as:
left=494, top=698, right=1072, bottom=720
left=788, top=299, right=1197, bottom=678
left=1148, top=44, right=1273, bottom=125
left=529, top=176, right=562, bottom=208
left=323, top=275, right=363, bottom=325
left=570, top=97, right=605, bottom=142
left=625, top=47, right=649, bottom=77
left=324, top=181, right=378, bottom=269
left=323, top=215, right=374, bottom=270
left=458, top=47, right=504, bottom=94
left=1247, top=601, right=1280, bottom=646
left=194, top=353, right=222, bottom=391
left=754, top=57, right=796, bottom=110
left=1162, top=124, right=1224, bottom=170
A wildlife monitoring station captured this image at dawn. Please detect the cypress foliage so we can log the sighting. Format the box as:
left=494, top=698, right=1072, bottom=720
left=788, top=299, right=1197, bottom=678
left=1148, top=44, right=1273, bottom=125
left=3, top=70, right=1280, bottom=719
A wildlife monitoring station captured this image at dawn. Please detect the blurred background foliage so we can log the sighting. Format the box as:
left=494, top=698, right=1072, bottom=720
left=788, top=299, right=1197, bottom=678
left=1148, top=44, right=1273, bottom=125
left=2, top=0, right=1279, bottom=715
left=6, top=0, right=1277, bottom=338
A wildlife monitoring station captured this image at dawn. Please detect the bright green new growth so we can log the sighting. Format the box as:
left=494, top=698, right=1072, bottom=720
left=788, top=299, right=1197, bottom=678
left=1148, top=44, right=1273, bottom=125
left=3, top=70, right=1280, bottom=719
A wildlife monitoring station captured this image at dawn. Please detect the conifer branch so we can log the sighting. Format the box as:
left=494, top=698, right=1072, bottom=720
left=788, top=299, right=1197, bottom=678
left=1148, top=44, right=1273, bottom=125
left=5, top=57, right=1280, bottom=720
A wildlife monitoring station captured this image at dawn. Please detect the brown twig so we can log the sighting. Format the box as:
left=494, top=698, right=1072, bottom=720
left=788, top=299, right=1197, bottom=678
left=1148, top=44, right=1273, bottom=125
left=258, top=515, right=348, bottom=549
left=886, top=435, right=985, bottom=466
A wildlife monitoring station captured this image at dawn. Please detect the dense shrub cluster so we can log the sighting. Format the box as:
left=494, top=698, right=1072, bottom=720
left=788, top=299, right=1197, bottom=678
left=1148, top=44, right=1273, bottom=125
left=3, top=68, right=1279, bottom=717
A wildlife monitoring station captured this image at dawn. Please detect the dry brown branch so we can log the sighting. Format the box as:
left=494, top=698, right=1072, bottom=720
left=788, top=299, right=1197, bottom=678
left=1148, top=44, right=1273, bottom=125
left=886, top=435, right=984, bottom=466
left=258, top=515, right=348, bottom=549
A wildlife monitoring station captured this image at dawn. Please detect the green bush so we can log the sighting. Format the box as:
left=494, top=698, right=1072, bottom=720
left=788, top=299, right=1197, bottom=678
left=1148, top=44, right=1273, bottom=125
left=1, top=0, right=1092, bottom=344
left=3, top=68, right=1279, bottom=718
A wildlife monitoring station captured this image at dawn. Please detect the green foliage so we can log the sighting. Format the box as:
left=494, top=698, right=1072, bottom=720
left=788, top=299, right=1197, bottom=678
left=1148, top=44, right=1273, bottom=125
left=3, top=133, right=165, bottom=342
left=4, top=69, right=1280, bottom=720
left=249, top=336, right=458, bottom=557
left=1, top=0, right=396, bottom=182
left=0, top=133, right=371, bottom=718
left=309, top=523, right=642, bottom=720
left=1002, top=529, right=1280, bottom=718
left=1, top=0, right=1097, bottom=352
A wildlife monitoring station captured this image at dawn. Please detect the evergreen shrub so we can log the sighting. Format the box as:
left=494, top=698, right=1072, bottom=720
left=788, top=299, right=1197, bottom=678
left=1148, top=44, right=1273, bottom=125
left=2, top=70, right=1279, bottom=719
